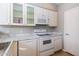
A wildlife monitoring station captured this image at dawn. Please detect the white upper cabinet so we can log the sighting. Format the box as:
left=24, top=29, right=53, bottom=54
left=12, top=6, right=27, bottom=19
left=24, top=4, right=37, bottom=26
left=0, top=3, right=24, bottom=25
left=0, top=3, right=57, bottom=26
left=10, top=3, right=24, bottom=25
left=0, top=4, right=10, bottom=25
left=0, top=3, right=36, bottom=26
left=48, top=10, right=58, bottom=27
left=36, top=7, right=48, bottom=24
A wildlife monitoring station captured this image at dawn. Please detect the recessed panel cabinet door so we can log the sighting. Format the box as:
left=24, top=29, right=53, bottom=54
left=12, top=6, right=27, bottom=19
left=0, top=4, right=10, bottom=25
left=54, top=37, right=62, bottom=52
left=19, top=40, right=37, bottom=56
left=48, top=11, right=57, bottom=27
left=64, top=7, right=79, bottom=56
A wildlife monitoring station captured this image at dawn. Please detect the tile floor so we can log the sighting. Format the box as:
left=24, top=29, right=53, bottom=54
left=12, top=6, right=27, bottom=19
left=52, top=50, right=73, bottom=56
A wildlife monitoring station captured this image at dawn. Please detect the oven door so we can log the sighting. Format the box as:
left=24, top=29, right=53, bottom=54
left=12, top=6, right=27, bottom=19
left=39, top=38, right=54, bottom=52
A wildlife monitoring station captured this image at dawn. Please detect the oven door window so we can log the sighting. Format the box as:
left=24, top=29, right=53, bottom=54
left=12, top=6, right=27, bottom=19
left=43, top=40, right=52, bottom=45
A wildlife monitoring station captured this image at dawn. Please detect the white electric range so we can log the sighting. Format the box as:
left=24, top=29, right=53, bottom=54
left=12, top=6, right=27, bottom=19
left=34, top=29, right=54, bottom=56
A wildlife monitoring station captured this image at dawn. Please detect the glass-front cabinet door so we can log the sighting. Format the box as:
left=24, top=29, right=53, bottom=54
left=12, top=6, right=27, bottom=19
left=11, top=3, right=24, bottom=25
left=24, top=4, right=36, bottom=26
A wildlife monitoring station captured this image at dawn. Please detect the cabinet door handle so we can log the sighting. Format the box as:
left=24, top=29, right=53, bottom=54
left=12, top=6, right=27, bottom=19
left=19, top=48, right=27, bottom=50
left=65, top=33, right=69, bottom=35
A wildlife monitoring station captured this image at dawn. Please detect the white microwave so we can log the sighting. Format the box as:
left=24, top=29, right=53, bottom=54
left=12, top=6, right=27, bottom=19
left=36, top=7, right=48, bottom=25
left=37, top=17, right=48, bottom=25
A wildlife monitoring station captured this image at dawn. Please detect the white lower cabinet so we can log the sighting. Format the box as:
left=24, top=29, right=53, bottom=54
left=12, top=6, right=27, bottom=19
left=3, top=36, right=62, bottom=56
left=18, top=39, right=37, bottom=56
left=54, top=36, right=62, bottom=52
left=39, top=49, right=54, bottom=56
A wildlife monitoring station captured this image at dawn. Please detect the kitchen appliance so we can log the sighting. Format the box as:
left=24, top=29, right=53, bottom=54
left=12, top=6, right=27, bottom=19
left=36, top=7, right=48, bottom=25
left=34, top=29, right=54, bottom=56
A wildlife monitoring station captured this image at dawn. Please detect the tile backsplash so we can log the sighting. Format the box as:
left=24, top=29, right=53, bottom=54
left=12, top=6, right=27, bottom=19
left=0, top=25, right=57, bottom=36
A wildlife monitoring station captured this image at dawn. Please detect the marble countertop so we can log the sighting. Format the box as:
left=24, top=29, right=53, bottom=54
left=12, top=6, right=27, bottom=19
left=0, top=34, right=39, bottom=43
left=0, top=32, right=63, bottom=43
left=0, top=34, right=39, bottom=56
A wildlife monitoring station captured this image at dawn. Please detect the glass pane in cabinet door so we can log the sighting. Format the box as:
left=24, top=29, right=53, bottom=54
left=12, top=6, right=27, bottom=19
left=27, top=6, right=34, bottom=24
left=13, top=17, right=23, bottom=23
left=13, top=3, right=23, bottom=24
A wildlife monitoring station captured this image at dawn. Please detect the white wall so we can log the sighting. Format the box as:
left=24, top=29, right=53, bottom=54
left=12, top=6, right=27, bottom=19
left=57, top=3, right=79, bottom=32
left=57, top=3, right=79, bottom=48
left=28, top=3, right=57, bottom=11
